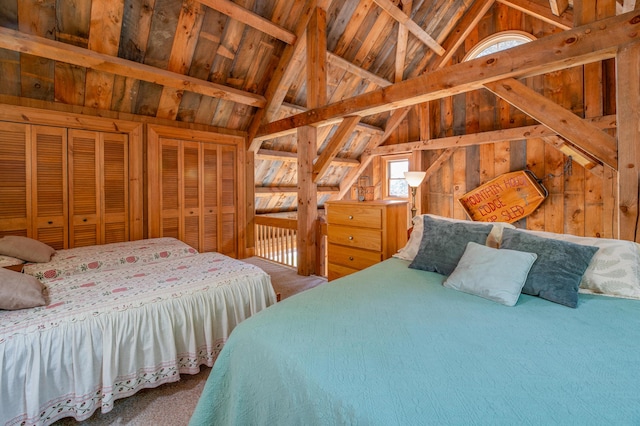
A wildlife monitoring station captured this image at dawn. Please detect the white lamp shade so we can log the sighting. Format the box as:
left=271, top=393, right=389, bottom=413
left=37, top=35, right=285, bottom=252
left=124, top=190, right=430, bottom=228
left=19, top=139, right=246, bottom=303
left=404, top=171, right=426, bottom=187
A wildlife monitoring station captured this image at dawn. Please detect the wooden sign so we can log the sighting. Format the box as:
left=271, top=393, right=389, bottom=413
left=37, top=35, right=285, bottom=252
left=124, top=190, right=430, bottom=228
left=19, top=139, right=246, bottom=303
left=458, top=170, right=547, bottom=223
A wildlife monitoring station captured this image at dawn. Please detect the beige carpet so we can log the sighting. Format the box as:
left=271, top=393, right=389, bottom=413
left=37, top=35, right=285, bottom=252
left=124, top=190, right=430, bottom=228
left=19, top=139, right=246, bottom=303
left=54, top=257, right=326, bottom=425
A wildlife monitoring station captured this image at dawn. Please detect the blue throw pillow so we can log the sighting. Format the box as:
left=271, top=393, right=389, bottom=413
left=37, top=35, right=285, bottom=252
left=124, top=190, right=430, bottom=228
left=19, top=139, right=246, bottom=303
left=500, top=228, right=598, bottom=308
left=408, top=215, right=493, bottom=276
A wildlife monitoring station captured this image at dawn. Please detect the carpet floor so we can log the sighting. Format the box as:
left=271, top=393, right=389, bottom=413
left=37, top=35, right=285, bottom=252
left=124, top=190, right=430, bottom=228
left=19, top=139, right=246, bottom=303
left=54, top=257, right=326, bottom=425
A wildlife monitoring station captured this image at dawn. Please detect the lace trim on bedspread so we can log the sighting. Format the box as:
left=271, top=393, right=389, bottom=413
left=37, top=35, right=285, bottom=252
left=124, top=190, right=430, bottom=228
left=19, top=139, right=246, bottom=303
left=6, top=341, right=226, bottom=426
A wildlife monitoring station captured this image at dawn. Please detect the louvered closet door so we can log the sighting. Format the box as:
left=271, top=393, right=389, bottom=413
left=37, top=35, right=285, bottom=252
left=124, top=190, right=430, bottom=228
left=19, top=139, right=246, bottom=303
left=155, top=138, right=237, bottom=254
left=102, top=133, right=129, bottom=244
left=68, top=130, right=129, bottom=247
left=201, top=143, right=237, bottom=255
left=0, top=123, right=30, bottom=238
left=219, top=146, right=237, bottom=257
left=31, top=126, right=68, bottom=249
left=202, top=143, right=218, bottom=253
left=182, top=142, right=201, bottom=250
left=0, top=124, right=67, bottom=249
left=159, top=140, right=181, bottom=240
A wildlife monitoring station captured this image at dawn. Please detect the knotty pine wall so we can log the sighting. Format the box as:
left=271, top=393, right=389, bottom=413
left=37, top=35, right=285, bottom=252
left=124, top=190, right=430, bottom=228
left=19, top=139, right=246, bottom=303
left=371, top=3, right=618, bottom=239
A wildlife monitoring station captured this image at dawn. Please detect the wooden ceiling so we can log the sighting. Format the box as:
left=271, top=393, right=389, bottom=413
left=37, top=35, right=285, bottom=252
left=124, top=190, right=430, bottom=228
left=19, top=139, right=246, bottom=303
left=0, top=0, right=636, bottom=213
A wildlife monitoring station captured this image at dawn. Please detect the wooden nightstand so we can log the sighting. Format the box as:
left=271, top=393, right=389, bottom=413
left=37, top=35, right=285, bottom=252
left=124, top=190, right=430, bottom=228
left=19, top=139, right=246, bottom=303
left=325, top=200, right=407, bottom=281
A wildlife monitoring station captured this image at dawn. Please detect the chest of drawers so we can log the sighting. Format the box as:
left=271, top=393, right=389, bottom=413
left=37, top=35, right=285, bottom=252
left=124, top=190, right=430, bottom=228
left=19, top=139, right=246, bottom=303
left=325, top=200, right=407, bottom=281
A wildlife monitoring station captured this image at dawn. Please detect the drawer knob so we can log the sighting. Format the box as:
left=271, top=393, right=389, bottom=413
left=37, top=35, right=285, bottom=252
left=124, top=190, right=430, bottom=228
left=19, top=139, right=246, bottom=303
left=349, top=256, right=354, bottom=261
left=348, top=215, right=353, bottom=220
left=83, top=218, right=87, bottom=222
left=48, top=221, right=53, bottom=225
left=348, top=235, right=353, bottom=240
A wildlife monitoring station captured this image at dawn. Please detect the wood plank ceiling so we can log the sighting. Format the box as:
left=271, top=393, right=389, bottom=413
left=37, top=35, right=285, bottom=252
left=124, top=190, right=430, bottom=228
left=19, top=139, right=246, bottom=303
left=0, top=0, right=634, bottom=213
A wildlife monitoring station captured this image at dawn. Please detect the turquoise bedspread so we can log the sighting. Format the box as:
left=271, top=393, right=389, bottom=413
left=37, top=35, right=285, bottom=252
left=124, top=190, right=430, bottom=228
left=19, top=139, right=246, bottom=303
left=190, top=258, right=640, bottom=425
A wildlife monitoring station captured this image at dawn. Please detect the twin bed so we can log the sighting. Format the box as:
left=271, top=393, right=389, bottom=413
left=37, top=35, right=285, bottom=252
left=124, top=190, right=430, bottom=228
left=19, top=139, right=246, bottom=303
left=189, top=215, right=640, bottom=425
left=0, top=238, right=276, bottom=426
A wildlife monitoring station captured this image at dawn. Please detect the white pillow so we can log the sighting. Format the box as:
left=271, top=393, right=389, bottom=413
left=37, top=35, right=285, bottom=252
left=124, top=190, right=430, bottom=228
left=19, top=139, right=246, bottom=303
left=443, top=242, right=537, bottom=306
left=394, top=214, right=515, bottom=261
left=524, top=229, right=640, bottom=300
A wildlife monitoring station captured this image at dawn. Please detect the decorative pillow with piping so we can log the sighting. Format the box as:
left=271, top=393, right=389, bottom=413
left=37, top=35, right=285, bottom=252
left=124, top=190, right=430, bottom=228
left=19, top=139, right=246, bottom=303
left=0, top=236, right=55, bottom=263
left=0, top=268, right=46, bottom=310
left=409, top=215, right=493, bottom=276
left=443, top=242, right=537, bottom=306
left=500, top=228, right=598, bottom=308
left=395, top=214, right=515, bottom=261
left=523, top=229, right=640, bottom=300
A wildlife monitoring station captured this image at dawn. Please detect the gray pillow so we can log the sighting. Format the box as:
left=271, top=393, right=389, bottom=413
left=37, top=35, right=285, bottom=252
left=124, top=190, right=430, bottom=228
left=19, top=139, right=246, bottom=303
left=0, top=236, right=55, bottom=263
left=500, top=228, right=598, bottom=308
left=409, top=215, right=493, bottom=276
left=0, top=268, right=46, bottom=310
left=444, top=242, right=537, bottom=306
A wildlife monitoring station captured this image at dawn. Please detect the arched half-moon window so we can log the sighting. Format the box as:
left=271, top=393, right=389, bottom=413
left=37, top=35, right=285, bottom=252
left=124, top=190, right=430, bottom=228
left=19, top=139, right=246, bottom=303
left=464, top=31, right=536, bottom=61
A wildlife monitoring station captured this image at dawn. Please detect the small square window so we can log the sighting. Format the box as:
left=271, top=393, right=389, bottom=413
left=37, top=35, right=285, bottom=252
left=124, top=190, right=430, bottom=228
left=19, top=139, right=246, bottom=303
left=384, top=157, right=409, bottom=198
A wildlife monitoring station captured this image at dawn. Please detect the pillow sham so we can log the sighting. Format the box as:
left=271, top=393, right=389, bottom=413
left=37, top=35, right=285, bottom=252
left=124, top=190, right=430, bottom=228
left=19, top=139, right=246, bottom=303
left=500, top=228, right=598, bottom=308
left=394, top=214, right=515, bottom=261
left=0, top=236, right=55, bottom=263
left=524, top=229, right=640, bottom=300
left=409, top=215, right=493, bottom=276
left=0, top=268, right=46, bottom=310
left=443, top=242, right=537, bottom=306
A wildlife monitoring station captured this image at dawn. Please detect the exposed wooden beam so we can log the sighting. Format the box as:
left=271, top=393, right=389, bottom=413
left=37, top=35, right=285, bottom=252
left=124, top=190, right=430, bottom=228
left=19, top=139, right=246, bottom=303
left=395, top=0, right=413, bottom=83
left=328, top=52, right=392, bottom=87
left=251, top=108, right=383, bottom=143
left=423, top=148, right=457, bottom=182
left=497, top=0, right=573, bottom=29
left=484, top=78, right=617, bottom=169
left=541, top=135, right=604, bottom=177
left=0, top=26, right=266, bottom=108
left=255, top=186, right=339, bottom=194
left=371, top=0, right=445, bottom=55
left=197, top=0, right=296, bottom=44
left=616, top=42, right=640, bottom=241
left=372, top=115, right=616, bottom=154
left=297, top=6, right=326, bottom=276
left=428, top=0, right=496, bottom=72
left=549, top=0, right=570, bottom=16
left=313, top=116, right=361, bottom=181
left=257, top=11, right=638, bottom=139
left=337, top=107, right=413, bottom=198
left=246, top=0, right=316, bottom=151
left=256, top=149, right=359, bottom=166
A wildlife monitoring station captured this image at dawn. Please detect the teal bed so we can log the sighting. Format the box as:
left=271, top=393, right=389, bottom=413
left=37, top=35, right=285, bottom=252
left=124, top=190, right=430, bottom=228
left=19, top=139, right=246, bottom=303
left=190, top=256, right=640, bottom=425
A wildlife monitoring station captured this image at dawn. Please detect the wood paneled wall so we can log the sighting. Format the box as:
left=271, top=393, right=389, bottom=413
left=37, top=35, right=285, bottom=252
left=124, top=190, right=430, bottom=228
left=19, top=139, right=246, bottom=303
left=378, top=3, right=620, bottom=239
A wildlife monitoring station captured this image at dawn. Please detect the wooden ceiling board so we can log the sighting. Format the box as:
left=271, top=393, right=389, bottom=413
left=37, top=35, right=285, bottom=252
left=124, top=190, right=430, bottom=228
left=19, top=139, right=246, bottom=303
left=0, top=0, right=599, bottom=215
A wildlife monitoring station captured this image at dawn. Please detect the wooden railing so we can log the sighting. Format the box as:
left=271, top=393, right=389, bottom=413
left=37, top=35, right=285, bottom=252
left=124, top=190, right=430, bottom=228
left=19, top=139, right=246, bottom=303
left=254, top=214, right=328, bottom=277
left=255, top=216, right=298, bottom=267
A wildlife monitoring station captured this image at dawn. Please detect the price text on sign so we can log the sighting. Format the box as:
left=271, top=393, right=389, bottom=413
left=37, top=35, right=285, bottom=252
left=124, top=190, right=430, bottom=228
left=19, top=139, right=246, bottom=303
left=458, top=170, right=547, bottom=224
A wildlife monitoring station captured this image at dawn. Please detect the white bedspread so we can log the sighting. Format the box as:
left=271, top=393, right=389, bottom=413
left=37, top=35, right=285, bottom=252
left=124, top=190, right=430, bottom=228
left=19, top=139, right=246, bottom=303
left=1, top=252, right=276, bottom=426
left=23, top=237, right=198, bottom=282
